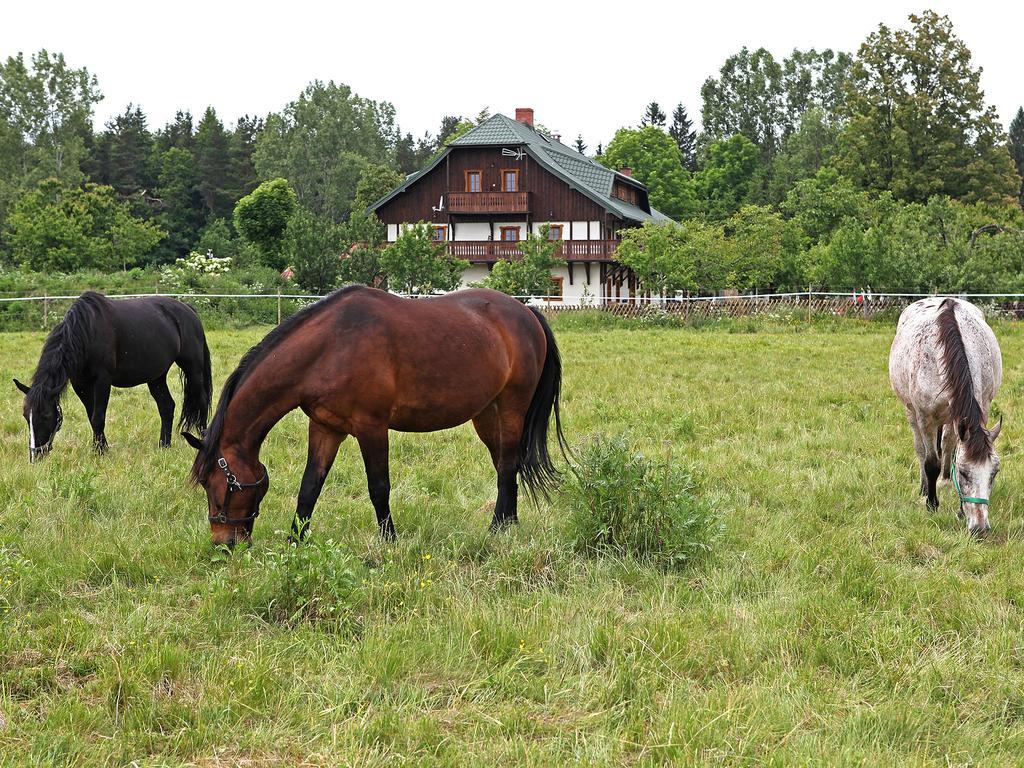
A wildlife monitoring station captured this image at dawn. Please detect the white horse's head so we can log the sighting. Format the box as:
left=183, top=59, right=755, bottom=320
left=953, top=418, right=1003, bottom=536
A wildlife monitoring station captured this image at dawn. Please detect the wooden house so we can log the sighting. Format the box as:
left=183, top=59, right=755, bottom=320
left=369, top=108, right=671, bottom=302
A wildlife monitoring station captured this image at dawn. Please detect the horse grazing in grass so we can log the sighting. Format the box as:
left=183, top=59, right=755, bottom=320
left=889, top=297, right=1003, bottom=534
left=184, top=285, right=567, bottom=548
left=15, top=291, right=212, bottom=461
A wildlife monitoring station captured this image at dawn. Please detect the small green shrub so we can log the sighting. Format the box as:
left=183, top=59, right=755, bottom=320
left=564, top=434, right=718, bottom=571
left=212, top=537, right=365, bottom=628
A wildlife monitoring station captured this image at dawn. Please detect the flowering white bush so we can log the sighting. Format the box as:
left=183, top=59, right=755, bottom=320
left=160, top=250, right=232, bottom=292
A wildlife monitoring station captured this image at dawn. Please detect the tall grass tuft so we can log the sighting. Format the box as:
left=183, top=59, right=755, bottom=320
left=564, top=434, right=719, bottom=571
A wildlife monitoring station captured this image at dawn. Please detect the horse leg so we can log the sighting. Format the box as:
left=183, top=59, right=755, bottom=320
left=291, top=421, right=346, bottom=542
left=915, top=415, right=941, bottom=510
left=907, top=406, right=929, bottom=497
left=939, top=422, right=956, bottom=483
left=472, top=399, right=525, bottom=530
left=71, top=377, right=94, bottom=423
left=356, top=427, right=395, bottom=540
left=90, top=377, right=111, bottom=453
left=147, top=376, right=176, bottom=448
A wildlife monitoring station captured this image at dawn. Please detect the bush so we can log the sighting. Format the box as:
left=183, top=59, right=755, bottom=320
left=564, top=434, right=718, bottom=570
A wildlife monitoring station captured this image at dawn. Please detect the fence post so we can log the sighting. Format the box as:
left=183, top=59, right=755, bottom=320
left=277, top=290, right=282, bottom=325
left=863, top=292, right=869, bottom=321
left=806, top=285, right=812, bottom=323
left=43, top=296, right=49, bottom=327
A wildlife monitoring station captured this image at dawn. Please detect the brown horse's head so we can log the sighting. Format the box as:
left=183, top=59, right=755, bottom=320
left=183, top=432, right=268, bottom=547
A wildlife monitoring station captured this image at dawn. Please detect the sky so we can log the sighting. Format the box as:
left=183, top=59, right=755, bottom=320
left=2, top=0, right=1022, bottom=147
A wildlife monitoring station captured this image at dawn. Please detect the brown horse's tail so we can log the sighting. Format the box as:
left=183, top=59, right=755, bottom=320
left=518, top=308, right=568, bottom=502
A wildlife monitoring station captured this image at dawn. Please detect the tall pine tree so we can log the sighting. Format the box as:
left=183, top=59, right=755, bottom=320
left=669, top=103, right=698, bottom=171
left=102, top=105, right=155, bottom=202
left=574, top=134, right=587, bottom=154
left=1010, top=107, right=1024, bottom=208
left=641, top=102, right=667, bottom=127
left=194, top=106, right=232, bottom=220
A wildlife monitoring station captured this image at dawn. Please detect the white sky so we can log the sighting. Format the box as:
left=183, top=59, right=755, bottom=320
left=2, top=0, right=1021, bottom=147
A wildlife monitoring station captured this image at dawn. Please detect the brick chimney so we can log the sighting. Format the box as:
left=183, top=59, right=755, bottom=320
left=515, top=107, right=534, bottom=128
left=619, top=167, right=633, bottom=177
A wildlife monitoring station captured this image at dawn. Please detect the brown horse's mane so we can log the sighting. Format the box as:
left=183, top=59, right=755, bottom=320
left=191, top=285, right=363, bottom=484
left=937, top=298, right=992, bottom=461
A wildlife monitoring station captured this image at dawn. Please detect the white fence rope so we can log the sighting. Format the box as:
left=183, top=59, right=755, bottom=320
left=3, top=290, right=1024, bottom=302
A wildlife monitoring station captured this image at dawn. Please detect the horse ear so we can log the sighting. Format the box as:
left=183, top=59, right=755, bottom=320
left=989, top=417, right=1003, bottom=441
left=13, top=378, right=30, bottom=395
left=181, top=432, right=204, bottom=451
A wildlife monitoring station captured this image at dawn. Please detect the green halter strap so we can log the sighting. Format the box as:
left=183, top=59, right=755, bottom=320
left=951, top=447, right=989, bottom=506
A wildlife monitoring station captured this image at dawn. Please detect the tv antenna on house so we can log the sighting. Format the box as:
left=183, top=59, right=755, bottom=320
left=431, top=195, right=445, bottom=212
left=501, top=148, right=525, bottom=160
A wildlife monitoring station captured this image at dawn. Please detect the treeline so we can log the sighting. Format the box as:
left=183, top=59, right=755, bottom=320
left=1, top=10, right=1023, bottom=296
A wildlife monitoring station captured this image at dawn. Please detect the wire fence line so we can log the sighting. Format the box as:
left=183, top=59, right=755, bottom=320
left=4, top=289, right=1024, bottom=330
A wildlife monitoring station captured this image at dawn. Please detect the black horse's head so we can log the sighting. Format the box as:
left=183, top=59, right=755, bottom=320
left=14, top=378, right=61, bottom=463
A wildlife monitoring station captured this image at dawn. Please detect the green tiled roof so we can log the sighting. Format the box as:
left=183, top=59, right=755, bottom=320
left=370, top=113, right=673, bottom=224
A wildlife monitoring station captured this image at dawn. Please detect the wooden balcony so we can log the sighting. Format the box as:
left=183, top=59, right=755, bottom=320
left=446, top=240, right=620, bottom=262
left=446, top=191, right=530, bottom=213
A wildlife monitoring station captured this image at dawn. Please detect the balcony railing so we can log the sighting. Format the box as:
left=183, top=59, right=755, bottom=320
left=446, top=240, right=620, bottom=262
left=446, top=191, right=530, bottom=213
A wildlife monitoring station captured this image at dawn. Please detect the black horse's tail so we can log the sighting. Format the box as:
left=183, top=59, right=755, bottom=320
left=517, top=308, right=569, bottom=502
left=180, top=323, right=213, bottom=435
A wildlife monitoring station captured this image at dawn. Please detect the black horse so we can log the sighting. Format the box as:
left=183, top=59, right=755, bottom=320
left=15, top=291, right=212, bottom=461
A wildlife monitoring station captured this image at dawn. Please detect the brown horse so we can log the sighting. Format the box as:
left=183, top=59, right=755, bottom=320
left=184, top=285, right=566, bottom=547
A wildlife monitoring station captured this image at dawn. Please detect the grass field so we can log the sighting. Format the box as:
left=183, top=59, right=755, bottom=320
left=2, top=317, right=1024, bottom=766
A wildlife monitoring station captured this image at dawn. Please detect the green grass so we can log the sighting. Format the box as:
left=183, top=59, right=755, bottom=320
left=2, top=319, right=1024, bottom=766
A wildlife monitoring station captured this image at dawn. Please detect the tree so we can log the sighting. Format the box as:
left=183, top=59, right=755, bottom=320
left=155, top=110, right=194, bottom=153
left=724, top=205, right=802, bottom=290
left=1010, top=107, right=1024, bottom=208
left=352, top=163, right=404, bottom=215
left=99, top=104, right=155, bottom=202
left=338, top=244, right=385, bottom=287
left=0, top=50, right=101, bottom=231
left=766, top=108, right=841, bottom=204
left=481, top=226, right=564, bottom=300
left=379, top=222, right=467, bottom=294
left=837, top=11, right=1019, bottom=204
left=574, top=134, right=587, bottom=155
left=287, top=206, right=345, bottom=294
left=615, top=220, right=729, bottom=295
left=254, top=80, right=397, bottom=222
left=701, top=47, right=850, bottom=161
left=154, top=146, right=203, bottom=261
left=233, top=178, right=297, bottom=269
left=669, top=103, right=697, bottom=171
left=601, top=126, right=698, bottom=220
left=641, top=102, right=667, bottom=127
left=227, top=114, right=262, bottom=202
left=696, top=134, right=761, bottom=219
left=194, top=106, right=232, bottom=220
left=5, top=179, right=164, bottom=271
left=0, top=50, right=101, bottom=181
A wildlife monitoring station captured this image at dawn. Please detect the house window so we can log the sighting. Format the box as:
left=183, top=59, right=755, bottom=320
left=545, top=276, right=564, bottom=301
left=502, top=169, right=519, bottom=192
left=547, top=225, right=563, bottom=240
left=431, top=225, right=448, bottom=242
left=465, top=170, right=482, bottom=192
left=500, top=226, right=521, bottom=242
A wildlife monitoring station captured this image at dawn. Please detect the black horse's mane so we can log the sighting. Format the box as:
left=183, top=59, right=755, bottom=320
left=27, top=291, right=109, bottom=411
left=937, top=298, right=992, bottom=461
left=191, top=285, right=363, bottom=484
